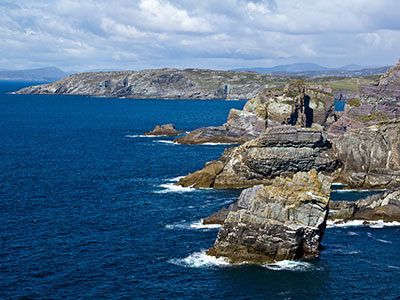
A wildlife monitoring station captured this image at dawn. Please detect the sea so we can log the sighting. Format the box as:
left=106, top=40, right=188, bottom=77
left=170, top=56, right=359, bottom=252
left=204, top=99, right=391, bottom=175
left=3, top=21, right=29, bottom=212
left=1, top=81, right=399, bottom=300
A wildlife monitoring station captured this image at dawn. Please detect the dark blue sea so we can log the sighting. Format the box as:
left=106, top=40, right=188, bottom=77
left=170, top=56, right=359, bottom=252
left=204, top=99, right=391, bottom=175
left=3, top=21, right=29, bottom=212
left=1, top=81, right=399, bottom=300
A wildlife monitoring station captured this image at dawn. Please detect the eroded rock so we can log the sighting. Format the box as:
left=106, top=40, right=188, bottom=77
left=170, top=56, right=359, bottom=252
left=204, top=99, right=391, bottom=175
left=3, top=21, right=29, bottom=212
left=207, top=170, right=332, bottom=264
left=178, top=126, right=337, bottom=189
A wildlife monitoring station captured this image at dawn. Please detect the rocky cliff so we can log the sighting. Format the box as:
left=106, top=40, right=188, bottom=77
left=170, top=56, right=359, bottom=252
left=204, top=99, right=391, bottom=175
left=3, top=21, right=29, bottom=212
left=331, top=119, right=400, bottom=188
left=177, top=126, right=337, bottom=188
left=175, top=81, right=336, bottom=144
left=207, top=170, right=332, bottom=264
left=329, top=60, right=400, bottom=137
left=14, top=68, right=290, bottom=100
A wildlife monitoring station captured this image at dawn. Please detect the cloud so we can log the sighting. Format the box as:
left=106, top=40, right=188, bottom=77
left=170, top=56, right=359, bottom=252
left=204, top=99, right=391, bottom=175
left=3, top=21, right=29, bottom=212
left=0, top=0, right=399, bottom=72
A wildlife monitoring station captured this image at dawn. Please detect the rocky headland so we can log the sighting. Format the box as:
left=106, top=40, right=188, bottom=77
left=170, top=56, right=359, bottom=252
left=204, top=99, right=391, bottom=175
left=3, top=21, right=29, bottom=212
left=179, top=59, right=400, bottom=264
left=143, top=124, right=185, bottom=136
left=14, top=68, right=290, bottom=100
left=207, top=170, right=332, bottom=264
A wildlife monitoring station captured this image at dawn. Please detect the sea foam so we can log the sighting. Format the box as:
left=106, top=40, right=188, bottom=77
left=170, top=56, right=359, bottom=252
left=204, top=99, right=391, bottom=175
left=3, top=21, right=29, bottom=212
left=169, top=250, right=229, bottom=268
left=262, top=260, right=314, bottom=272
left=165, top=219, right=221, bottom=230
left=327, top=219, right=400, bottom=228
left=155, top=183, right=196, bottom=194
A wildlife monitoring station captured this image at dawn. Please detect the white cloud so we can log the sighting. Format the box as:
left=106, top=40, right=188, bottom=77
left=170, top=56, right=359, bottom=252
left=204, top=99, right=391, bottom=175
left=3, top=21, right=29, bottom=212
left=0, top=0, right=399, bottom=71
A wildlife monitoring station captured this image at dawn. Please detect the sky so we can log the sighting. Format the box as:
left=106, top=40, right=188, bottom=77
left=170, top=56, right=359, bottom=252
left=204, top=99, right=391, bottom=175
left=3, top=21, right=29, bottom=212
left=1, top=0, right=400, bottom=72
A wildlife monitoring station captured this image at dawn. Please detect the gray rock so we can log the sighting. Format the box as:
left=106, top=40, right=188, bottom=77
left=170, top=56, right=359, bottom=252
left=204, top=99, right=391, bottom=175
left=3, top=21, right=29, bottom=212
left=329, top=187, right=400, bottom=222
left=207, top=170, right=332, bottom=264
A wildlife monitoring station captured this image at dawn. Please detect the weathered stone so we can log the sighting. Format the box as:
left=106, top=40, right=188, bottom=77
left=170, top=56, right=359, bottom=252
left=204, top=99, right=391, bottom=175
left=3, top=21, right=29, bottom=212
left=143, top=123, right=185, bottom=136
left=328, top=59, right=400, bottom=137
left=179, top=126, right=338, bottom=189
left=331, top=119, right=400, bottom=188
left=207, top=170, right=332, bottom=264
left=175, top=82, right=336, bottom=144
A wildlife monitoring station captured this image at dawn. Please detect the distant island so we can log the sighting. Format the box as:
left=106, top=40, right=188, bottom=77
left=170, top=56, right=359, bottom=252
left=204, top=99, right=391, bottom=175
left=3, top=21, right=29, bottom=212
left=0, top=67, right=67, bottom=82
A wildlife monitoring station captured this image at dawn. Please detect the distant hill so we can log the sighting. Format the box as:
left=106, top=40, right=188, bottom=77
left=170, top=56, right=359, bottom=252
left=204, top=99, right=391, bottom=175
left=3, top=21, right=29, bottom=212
left=0, top=67, right=67, bottom=81
left=232, top=63, right=390, bottom=77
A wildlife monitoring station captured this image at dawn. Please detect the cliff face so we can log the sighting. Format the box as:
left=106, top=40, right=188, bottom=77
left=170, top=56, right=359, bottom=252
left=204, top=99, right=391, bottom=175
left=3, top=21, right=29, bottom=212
left=175, top=82, right=336, bottom=144
left=329, top=60, right=400, bottom=137
left=207, top=170, right=332, bottom=264
left=358, top=59, right=400, bottom=104
left=177, top=126, right=337, bottom=188
left=14, top=68, right=287, bottom=100
left=331, top=119, right=400, bottom=188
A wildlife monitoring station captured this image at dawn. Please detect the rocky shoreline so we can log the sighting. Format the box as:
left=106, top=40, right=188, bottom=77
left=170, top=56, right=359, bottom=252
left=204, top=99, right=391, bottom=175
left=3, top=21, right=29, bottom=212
left=178, top=59, right=400, bottom=263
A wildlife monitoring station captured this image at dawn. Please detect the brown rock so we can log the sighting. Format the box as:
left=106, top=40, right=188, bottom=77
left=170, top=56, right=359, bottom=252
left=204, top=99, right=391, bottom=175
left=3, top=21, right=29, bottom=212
left=143, top=123, right=185, bottom=136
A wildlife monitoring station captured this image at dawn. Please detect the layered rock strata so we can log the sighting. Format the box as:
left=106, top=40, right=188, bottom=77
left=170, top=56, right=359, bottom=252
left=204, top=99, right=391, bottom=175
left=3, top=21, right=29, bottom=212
left=329, top=187, right=400, bottom=222
left=207, top=170, right=332, bottom=264
left=143, top=124, right=185, bottom=136
left=175, top=82, right=336, bottom=144
left=177, top=126, right=337, bottom=189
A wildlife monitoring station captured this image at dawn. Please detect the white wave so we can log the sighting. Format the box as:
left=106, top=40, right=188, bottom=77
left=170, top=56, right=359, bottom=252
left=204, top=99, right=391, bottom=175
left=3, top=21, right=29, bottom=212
left=169, top=250, right=229, bottom=268
left=155, top=140, right=178, bottom=144
left=165, top=219, right=221, bottom=230
left=263, top=260, right=314, bottom=272
left=328, top=219, right=400, bottom=228
left=334, top=189, right=385, bottom=193
left=155, top=183, right=195, bottom=194
left=327, top=219, right=365, bottom=228
left=163, top=176, right=185, bottom=182
left=376, top=238, right=392, bottom=244
left=125, top=134, right=158, bottom=138
left=189, top=219, right=222, bottom=229
left=347, top=231, right=359, bottom=236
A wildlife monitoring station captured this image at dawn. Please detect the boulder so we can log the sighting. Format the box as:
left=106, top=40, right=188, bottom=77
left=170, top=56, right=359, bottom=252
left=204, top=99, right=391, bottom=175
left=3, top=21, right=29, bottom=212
left=207, top=170, right=332, bottom=264
left=143, top=123, right=185, bottom=136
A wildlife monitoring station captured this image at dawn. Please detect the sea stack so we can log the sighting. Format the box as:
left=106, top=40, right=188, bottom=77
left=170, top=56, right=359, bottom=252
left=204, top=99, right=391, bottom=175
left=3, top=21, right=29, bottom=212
left=207, top=170, right=332, bottom=264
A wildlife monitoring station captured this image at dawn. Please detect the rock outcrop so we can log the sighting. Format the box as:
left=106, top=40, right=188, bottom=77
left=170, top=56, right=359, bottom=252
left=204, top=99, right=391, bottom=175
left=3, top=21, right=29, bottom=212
left=143, top=123, right=185, bottom=136
left=207, top=170, right=332, bottom=264
left=175, top=82, right=336, bottom=144
left=14, top=68, right=287, bottom=100
left=358, top=59, right=400, bottom=104
left=331, top=119, right=400, bottom=188
left=329, top=187, right=400, bottom=222
left=328, top=60, right=400, bottom=137
left=177, top=126, right=337, bottom=189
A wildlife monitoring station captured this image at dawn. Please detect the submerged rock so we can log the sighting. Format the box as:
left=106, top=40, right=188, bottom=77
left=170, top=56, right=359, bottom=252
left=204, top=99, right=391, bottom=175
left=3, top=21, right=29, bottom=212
left=177, top=126, right=337, bottom=189
left=207, top=170, right=332, bottom=264
left=329, top=187, right=400, bottom=222
left=143, top=123, right=185, bottom=136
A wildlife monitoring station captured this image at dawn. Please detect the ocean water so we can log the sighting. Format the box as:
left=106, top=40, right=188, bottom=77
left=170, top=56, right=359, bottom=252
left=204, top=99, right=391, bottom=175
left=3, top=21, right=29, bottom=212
left=1, top=82, right=399, bottom=300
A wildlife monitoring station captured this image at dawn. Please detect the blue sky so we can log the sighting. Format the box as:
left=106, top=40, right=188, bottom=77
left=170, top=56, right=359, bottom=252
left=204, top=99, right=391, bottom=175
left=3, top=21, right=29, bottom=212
left=1, top=0, right=400, bottom=72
